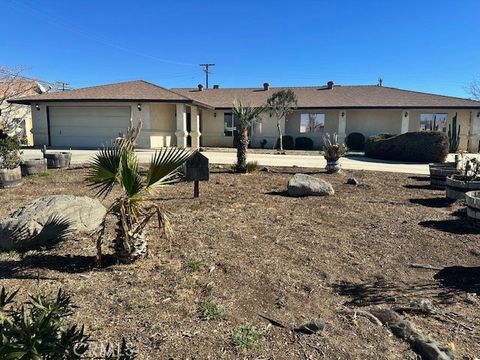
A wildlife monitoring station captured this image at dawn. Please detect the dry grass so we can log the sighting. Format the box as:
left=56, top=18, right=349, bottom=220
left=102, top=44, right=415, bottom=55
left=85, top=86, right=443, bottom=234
left=0, top=166, right=479, bottom=359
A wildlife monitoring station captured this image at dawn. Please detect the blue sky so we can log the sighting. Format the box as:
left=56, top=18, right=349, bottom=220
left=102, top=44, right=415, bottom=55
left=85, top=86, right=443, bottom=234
left=1, top=0, right=479, bottom=97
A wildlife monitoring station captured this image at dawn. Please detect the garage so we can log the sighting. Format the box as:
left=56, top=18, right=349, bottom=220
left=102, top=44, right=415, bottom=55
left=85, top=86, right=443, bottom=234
left=48, top=106, right=131, bottom=148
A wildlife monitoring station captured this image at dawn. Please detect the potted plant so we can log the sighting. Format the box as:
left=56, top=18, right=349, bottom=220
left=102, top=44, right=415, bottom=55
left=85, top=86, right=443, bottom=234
left=322, top=132, right=347, bottom=173
left=429, top=154, right=460, bottom=189
left=446, top=157, right=480, bottom=200
left=0, top=132, right=22, bottom=188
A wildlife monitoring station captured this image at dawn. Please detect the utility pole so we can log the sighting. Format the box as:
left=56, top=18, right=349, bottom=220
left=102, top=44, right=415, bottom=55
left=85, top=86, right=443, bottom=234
left=377, top=77, right=383, bottom=87
left=199, top=63, right=215, bottom=88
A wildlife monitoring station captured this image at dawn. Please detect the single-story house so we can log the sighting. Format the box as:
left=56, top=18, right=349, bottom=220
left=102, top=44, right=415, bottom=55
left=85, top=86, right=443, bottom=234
left=10, top=80, right=480, bottom=152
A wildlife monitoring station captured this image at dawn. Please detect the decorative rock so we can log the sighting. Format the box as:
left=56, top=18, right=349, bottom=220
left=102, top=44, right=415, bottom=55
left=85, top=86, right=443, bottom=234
left=0, top=195, right=107, bottom=250
left=347, top=177, right=359, bottom=186
left=287, top=174, right=334, bottom=197
left=260, top=166, right=270, bottom=172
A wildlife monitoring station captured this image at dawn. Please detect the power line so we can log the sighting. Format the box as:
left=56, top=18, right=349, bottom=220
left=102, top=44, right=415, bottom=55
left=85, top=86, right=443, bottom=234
left=199, top=64, right=215, bottom=88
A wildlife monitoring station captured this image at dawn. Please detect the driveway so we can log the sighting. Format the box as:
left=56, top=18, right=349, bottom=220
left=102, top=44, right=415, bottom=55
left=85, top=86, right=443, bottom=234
left=21, top=148, right=448, bottom=175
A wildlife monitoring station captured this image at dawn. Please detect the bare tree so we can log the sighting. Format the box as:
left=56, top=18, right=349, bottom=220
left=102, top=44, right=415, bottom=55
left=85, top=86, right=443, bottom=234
left=468, top=78, right=480, bottom=100
left=266, top=89, right=298, bottom=152
left=0, top=66, right=44, bottom=141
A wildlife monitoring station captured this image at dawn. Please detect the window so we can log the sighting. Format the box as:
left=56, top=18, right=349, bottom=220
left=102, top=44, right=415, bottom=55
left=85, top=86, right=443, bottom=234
left=420, top=113, right=448, bottom=132
left=224, top=112, right=235, bottom=136
left=300, top=113, right=325, bottom=133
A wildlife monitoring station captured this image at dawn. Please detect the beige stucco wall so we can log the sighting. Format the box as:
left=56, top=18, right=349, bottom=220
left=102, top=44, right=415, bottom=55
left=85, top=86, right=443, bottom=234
left=148, top=103, right=176, bottom=147
left=201, top=109, right=234, bottom=147
left=284, top=110, right=338, bottom=149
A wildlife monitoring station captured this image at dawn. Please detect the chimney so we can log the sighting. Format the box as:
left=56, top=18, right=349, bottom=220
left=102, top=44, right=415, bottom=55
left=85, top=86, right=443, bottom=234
left=327, top=81, right=334, bottom=89
left=263, top=82, right=270, bottom=91
left=197, top=84, right=204, bottom=91
left=213, top=84, right=220, bottom=89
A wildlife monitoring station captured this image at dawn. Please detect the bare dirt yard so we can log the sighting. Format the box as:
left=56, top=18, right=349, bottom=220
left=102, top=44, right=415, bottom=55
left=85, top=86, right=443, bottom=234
left=0, top=166, right=479, bottom=359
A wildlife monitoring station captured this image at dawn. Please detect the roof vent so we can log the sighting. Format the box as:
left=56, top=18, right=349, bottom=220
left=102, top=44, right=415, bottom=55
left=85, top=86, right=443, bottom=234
left=213, top=84, right=220, bottom=89
left=263, top=82, right=270, bottom=91
left=197, top=84, right=204, bottom=91
left=327, top=81, right=334, bottom=89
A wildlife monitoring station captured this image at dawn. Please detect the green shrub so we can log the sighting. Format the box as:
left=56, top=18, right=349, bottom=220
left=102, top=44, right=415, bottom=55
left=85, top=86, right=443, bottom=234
left=295, top=137, right=314, bottom=150
left=0, top=287, right=136, bottom=359
left=245, top=161, right=260, bottom=173
left=0, top=134, right=22, bottom=170
left=364, top=131, right=449, bottom=163
left=275, top=135, right=294, bottom=150
left=231, top=325, right=263, bottom=350
left=198, top=297, right=224, bottom=321
left=345, top=132, right=366, bottom=151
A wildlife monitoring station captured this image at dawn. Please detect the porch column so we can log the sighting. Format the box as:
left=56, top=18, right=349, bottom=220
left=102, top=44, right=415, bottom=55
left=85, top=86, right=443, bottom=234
left=401, top=110, right=409, bottom=134
left=338, top=110, right=347, bottom=143
left=175, top=104, right=188, bottom=148
left=190, top=106, right=201, bottom=148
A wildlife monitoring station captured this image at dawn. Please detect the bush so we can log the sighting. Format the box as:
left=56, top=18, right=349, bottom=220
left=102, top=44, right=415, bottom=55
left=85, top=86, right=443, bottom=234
left=295, top=137, right=314, bottom=150
left=275, top=135, right=294, bottom=150
left=345, top=132, right=366, bottom=151
left=0, top=287, right=136, bottom=359
left=0, top=134, right=22, bottom=169
left=364, top=131, right=449, bottom=163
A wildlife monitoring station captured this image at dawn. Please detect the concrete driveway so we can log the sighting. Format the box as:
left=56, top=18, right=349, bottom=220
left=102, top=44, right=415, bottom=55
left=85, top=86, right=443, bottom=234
left=21, top=148, right=448, bottom=175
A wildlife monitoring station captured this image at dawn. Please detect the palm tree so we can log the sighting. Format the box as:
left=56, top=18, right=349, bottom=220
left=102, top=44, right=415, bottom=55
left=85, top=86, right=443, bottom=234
left=86, top=139, right=192, bottom=265
left=232, top=100, right=265, bottom=172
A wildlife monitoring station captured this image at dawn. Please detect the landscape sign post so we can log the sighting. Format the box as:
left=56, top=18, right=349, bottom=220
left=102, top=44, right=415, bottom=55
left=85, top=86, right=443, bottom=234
left=185, top=151, right=209, bottom=198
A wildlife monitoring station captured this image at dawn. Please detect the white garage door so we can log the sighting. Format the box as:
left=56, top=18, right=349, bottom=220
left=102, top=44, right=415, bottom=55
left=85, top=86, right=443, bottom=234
left=49, top=106, right=131, bottom=148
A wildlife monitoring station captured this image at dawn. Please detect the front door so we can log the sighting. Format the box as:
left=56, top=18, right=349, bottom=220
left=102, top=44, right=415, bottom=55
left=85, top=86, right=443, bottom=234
left=186, top=112, right=192, bottom=147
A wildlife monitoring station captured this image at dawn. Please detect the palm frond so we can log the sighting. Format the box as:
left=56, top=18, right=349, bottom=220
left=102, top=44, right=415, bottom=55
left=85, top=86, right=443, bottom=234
left=232, top=99, right=265, bottom=129
left=119, top=149, right=143, bottom=198
left=145, top=147, right=193, bottom=190
left=85, top=146, right=122, bottom=197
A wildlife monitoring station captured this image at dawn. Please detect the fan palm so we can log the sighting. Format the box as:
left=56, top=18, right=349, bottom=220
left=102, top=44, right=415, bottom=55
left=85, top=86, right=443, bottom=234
left=232, top=100, right=265, bottom=172
left=86, top=139, right=192, bottom=265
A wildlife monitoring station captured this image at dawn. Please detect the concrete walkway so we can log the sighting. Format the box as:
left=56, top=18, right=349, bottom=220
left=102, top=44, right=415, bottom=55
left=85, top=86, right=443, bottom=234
left=20, top=148, right=452, bottom=175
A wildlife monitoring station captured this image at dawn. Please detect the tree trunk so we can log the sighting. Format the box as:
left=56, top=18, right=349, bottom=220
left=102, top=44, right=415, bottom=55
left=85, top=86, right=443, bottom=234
left=276, top=120, right=283, bottom=151
left=113, top=215, right=148, bottom=263
left=236, top=127, right=249, bottom=172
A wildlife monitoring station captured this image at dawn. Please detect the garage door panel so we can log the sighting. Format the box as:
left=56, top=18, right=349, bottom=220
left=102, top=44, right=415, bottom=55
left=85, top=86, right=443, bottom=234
left=49, top=106, right=131, bottom=148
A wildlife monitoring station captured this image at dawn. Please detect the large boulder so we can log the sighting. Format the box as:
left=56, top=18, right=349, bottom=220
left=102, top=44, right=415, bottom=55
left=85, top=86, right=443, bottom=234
left=287, top=174, right=334, bottom=197
left=0, top=195, right=107, bottom=250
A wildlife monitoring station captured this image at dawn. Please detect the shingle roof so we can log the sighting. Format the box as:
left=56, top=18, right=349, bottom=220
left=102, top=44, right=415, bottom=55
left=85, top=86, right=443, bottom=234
left=172, top=85, right=480, bottom=109
left=10, top=80, right=210, bottom=107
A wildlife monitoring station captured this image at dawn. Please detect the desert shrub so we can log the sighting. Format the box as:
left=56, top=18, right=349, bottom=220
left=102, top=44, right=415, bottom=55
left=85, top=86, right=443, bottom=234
left=275, top=135, right=294, bottom=150
left=323, top=133, right=347, bottom=162
left=198, top=297, right=224, bottom=321
left=245, top=161, right=260, bottom=173
left=0, top=134, right=22, bottom=169
left=0, top=287, right=136, bottom=359
left=364, top=131, right=449, bottom=163
left=295, top=137, right=314, bottom=150
left=345, top=132, right=366, bottom=151
left=231, top=325, right=263, bottom=350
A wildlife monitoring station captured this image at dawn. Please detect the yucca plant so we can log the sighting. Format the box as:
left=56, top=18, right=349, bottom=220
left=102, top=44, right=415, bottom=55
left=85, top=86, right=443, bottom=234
left=232, top=100, right=265, bottom=172
left=86, top=137, right=192, bottom=265
left=322, top=132, right=347, bottom=162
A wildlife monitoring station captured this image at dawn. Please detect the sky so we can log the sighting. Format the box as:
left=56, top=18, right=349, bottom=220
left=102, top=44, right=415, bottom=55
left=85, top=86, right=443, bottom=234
left=1, top=0, right=479, bottom=97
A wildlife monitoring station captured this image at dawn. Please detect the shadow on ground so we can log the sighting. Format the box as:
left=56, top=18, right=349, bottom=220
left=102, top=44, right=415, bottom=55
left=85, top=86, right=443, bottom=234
left=404, top=184, right=438, bottom=190
left=332, top=278, right=455, bottom=307
left=434, top=266, right=480, bottom=294
left=0, top=254, right=117, bottom=279
left=419, top=208, right=480, bottom=235
left=409, top=197, right=456, bottom=208
left=408, top=176, right=430, bottom=182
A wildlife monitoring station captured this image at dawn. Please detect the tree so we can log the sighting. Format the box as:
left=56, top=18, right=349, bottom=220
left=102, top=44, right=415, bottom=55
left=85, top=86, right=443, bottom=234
left=86, top=130, right=192, bottom=265
left=266, top=89, right=298, bottom=152
left=0, top=66, right=44, bottom=142
left=231, top=100, right=265, bottom=172
left=468, top=78, right=480, bottom=100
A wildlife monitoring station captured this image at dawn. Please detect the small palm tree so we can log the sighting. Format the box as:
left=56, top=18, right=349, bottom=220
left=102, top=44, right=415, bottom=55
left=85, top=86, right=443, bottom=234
left=86, top=139, right=192, bottom=265
left=232, top=100, right=265, bottom=172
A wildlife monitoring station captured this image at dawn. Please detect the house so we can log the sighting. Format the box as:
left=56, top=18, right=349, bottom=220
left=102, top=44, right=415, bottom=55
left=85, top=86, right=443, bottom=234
left=1, top=80, right=47, bottom=145
left=10, top=80, right=480, bottom=152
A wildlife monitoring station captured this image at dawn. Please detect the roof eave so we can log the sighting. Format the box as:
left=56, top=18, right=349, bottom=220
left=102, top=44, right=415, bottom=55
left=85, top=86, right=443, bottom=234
left=8, top=98, right=197, bottom=105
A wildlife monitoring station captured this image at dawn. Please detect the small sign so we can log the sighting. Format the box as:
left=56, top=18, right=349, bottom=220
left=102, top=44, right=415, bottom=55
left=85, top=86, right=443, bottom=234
left=186, top=152, right=209, bottom=182
left=185, top=152, right=209, bottom=198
